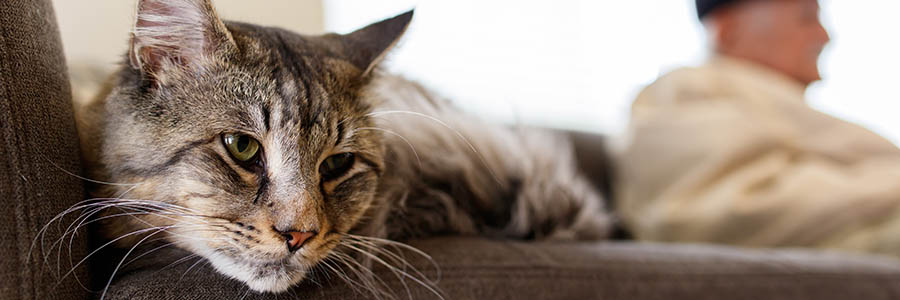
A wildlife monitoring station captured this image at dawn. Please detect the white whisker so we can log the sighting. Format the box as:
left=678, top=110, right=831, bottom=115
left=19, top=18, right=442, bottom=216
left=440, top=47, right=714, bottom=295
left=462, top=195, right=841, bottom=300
left=341, top=243, right=444, bottom=300
left=179, top=256, right=208, bottom=281
left=344, top=234, right=441, bottom=283
left=100, top=226, right=171, bottom=300
left=123, top=241, right=178, bottom=267
left=357, top=127, right=422, bottom=169
left=330, top=250, right=395, bottom=300
left=56, top=226, right=174, bottom=289
left=41, top=155, right=140, bottom=187
left=366, top=110, right=503, bottom=187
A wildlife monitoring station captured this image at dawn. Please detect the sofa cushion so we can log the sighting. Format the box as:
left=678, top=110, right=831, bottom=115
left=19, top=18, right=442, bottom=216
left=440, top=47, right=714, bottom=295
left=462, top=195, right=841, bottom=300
left=0, top=0, right=89, bottom=299
left=105, top=237, right=900, bottom=299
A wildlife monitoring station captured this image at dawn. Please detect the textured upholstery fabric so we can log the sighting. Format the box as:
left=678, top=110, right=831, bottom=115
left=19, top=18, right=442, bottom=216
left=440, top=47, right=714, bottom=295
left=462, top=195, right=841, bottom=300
left=0, top=0, right=89, bottom=299
left=106, top=237, right=900, bottom=300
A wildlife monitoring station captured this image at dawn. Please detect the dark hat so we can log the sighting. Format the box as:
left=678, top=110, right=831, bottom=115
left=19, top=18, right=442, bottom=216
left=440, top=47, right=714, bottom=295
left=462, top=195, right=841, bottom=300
left=696, top=0, right=741, bottom=19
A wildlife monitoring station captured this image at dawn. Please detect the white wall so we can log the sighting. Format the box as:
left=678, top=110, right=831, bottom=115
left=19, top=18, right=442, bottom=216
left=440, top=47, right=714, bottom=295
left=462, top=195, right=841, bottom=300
left=326, top=0, right=900, bottom=146
left=808, top=0, right=900, bottom=145
left=53, top=0, right=324, bottom=71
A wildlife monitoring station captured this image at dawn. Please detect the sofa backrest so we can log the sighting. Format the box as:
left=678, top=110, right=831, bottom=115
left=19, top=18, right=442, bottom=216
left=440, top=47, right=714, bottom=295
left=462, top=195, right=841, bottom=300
left=0, top=0, right=91, bottom=299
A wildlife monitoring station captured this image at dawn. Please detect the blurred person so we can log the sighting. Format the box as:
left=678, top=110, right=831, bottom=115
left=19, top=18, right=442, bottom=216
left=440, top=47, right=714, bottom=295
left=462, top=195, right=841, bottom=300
left=615, top=0, right=900, bottom=257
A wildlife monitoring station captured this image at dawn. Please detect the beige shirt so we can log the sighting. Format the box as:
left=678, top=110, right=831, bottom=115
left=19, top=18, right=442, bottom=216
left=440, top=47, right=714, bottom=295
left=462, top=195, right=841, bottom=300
left=615, top=56, right=900, bottom=257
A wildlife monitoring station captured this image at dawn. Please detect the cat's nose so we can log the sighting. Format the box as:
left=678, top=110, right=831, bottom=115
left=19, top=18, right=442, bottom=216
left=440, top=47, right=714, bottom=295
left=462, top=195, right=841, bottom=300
left=279, top=230, right=316, bottom=252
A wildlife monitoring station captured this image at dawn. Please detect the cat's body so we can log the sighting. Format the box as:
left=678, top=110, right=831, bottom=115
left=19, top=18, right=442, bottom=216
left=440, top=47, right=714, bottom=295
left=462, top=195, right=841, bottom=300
left=358, top=74, right=609, bottom=241
left=75, top=0, right=610, bottom=294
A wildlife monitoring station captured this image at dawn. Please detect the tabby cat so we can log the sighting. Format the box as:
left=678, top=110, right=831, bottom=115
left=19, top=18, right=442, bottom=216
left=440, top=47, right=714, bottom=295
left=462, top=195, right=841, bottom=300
left=74, top=0, right=611, bottom=294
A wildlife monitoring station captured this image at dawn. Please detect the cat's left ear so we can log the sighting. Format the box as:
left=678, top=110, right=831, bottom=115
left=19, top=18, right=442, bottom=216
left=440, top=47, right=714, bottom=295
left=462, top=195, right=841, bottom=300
left=129, top=0, right=237, bottom=83
left=341, top=10, right=414, bottom=77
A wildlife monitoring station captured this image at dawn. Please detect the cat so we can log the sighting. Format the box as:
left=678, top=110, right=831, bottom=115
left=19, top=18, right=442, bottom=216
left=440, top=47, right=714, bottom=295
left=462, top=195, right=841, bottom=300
left=72, top=0, right=611, bottom=295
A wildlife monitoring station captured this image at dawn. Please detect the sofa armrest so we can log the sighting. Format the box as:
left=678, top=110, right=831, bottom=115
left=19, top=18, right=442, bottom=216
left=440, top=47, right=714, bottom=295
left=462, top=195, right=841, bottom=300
left=105, top=237, right=900, bottom=299
left=0, top=0, right=90, bottom=299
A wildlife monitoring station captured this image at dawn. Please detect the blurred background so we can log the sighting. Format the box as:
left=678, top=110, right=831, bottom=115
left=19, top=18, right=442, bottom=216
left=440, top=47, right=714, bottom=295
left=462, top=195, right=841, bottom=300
left=55, top=1, right=900, bottom=143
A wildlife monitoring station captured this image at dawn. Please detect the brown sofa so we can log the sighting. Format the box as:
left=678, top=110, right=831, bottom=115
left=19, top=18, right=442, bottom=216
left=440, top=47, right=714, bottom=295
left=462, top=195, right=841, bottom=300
left=5, top=0, right=900, bottom=299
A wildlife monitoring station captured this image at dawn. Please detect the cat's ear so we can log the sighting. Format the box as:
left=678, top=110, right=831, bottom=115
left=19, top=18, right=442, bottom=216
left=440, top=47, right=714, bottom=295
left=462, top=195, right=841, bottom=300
left=342, top=10, right=414, bottom=77
left=129, top=0, right=236, bottom=82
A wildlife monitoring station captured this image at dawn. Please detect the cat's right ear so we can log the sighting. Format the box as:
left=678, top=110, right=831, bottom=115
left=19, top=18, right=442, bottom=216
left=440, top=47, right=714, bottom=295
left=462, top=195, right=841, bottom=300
left=129, top=0, right=236, bottom=84
left=341, top=10, right=414, bottom=77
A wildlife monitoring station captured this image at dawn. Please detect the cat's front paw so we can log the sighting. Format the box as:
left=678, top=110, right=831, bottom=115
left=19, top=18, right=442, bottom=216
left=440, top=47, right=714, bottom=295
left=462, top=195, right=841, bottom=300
left=504, top=175, right=612, bottom=241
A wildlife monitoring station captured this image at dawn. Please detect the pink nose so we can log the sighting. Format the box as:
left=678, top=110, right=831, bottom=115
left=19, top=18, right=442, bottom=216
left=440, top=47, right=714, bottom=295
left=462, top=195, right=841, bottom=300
left=282, top=231, right=316, bottom=252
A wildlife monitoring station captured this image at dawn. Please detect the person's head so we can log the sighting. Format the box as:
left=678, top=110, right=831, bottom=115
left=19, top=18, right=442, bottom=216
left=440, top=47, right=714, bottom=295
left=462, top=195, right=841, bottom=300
left=702, top=0, right=830, bottom=86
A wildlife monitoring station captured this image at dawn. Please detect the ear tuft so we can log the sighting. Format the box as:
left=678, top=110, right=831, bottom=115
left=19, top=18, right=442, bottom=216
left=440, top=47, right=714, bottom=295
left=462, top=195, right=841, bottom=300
left=129, top=0, right=234, bottom=80
left=342, top=10, right=414, bottom=76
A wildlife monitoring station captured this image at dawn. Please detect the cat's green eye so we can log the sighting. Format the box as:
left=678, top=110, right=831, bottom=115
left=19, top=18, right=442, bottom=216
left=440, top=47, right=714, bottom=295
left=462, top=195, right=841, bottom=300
left=223, top=133, right=260, bottom=162
left=320, top=153, right=355, bottom=181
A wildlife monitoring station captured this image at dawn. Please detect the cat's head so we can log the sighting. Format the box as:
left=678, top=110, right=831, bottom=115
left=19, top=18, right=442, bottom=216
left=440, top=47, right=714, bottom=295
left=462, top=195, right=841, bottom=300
left=98, top=0, right=410, bottom=292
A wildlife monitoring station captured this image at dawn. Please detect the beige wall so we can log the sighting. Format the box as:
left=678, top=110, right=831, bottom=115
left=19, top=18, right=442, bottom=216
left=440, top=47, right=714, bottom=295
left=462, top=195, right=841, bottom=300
left=53, top=0, right=325, bottom=71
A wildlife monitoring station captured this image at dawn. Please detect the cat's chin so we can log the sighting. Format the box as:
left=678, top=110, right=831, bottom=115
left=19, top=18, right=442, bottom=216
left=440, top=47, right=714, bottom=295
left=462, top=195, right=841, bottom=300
left=241, top=269, right=307, bottom=293
left=202, top=249, right=309, bottom=293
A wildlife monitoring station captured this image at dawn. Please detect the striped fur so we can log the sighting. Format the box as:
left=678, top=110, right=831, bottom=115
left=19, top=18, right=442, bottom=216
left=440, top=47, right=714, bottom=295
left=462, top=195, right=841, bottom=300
left=76, top=0, right=611, bottom=294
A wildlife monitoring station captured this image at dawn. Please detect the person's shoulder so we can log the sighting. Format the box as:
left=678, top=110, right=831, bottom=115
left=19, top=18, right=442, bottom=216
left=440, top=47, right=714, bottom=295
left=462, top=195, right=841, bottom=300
left=634, top=65, right=721, bottom=107
left=655, top=65, right=709, bottom=84
left=654, top=62, right=725, bottom=94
